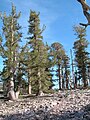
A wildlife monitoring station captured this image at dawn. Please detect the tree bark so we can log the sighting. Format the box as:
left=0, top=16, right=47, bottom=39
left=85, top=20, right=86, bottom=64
left=7, top=81, right=19, bottom=100
left=28, top=71, right=32, bottom=95
left=28, top=83, right=31, bottom=95
left=58, top=64, right=61, bottom=90
left=38, top=70, right=44, bottom=96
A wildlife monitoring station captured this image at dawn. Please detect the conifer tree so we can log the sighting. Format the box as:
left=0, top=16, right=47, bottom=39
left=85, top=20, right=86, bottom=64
left=0, top=4, right=22, bottom=92
left=50, top=42, right=70, bottom=90
left=73, top=26, right=89, bottom=88
left=27, top=10, right=52, bottom=95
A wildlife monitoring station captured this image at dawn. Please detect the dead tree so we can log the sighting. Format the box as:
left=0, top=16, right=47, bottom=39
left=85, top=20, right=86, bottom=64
left=77, top=0, right=90, bottom=28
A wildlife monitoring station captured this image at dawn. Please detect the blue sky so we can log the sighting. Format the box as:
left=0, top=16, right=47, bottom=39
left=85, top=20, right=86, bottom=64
left=0, top=0, right=90, bottom=70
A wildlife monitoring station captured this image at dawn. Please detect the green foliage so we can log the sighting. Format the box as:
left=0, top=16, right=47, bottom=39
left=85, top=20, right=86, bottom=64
left=0, top=4, right=22, bottom=91
left=50, top=42, right=70, bottom=90
left=23, top=10, right=53, bottom=95
left=1, top=3, right=90, bottom=95
left=73, top=25, right=89, bottom=88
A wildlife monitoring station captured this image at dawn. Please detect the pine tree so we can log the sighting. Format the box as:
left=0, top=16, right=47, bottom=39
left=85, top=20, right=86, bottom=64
left=0, top=4, right=22, bottom=94
left=26, top=10, right=52, bottom=95
left=50, top=42, right=70, bottom=90
left=73, top=26, right=89, bottom=88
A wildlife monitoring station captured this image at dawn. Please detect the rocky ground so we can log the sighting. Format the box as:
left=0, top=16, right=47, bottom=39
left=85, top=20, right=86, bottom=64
left=0, top=89, right=90, bottom=120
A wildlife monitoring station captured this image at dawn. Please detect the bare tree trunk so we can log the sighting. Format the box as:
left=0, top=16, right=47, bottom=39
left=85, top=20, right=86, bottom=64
left=28, top=71, right=32, bottom=95
left=74, top=70, right=77, bottom=89
left=38, top=70, right=44, bottom=96
left=28, top=83, right=31, bottom=95
left=7, top=81, right=19, bottom=100
left=58, top=64, right=61, bottom=90
left=65, top=67, right=69, bottom=89
left=62, top=68, right=64, bottom=89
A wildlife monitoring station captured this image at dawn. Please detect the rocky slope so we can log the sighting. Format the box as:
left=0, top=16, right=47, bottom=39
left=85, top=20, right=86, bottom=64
left=0, top=89, right=90, bottom=120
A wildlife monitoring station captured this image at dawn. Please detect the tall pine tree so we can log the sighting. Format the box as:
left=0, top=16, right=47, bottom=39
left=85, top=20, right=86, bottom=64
left=0, top=4, right=22, bottom=92
left=50, top=42, right=70, bottom=90
left=26, top=10, right=52, bottom=95
left=73, top=26, right=89, bottom=88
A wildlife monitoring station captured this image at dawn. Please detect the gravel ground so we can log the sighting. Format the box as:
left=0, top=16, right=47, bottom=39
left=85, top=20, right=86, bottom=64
left=0, top=89, right=90, bottom=120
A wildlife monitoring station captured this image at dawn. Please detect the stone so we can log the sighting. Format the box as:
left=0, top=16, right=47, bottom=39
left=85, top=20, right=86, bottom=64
left=0, top=89, right=90, bottom=120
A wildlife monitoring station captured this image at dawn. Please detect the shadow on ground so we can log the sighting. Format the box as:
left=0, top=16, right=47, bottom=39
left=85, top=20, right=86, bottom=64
left=0, top=103, right=90, bottom=120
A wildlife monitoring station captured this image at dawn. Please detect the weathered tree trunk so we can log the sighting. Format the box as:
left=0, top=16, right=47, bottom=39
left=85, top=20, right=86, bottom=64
left=28, top=71, right=32, bottom=95
left=15, top=90, right=20, bottom=99
left=7, top=81, right=19, bottom=100
left=38, top=70, right=44, bottom=96
left=38, top=80, right=44, bottom=96
left=28, top=83, right=31, bottom=95
left=8, top=90, right=16, bottom=100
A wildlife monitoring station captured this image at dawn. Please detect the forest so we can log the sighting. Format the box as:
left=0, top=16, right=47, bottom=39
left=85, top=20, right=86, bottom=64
left=0, top=4, right=90, bottom=99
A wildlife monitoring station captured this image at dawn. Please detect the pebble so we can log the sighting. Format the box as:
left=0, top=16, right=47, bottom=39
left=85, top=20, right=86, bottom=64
left=0, top=89, right=90, bottom=120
